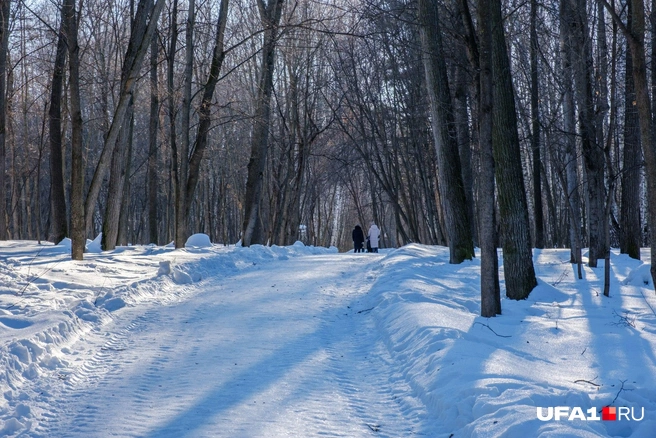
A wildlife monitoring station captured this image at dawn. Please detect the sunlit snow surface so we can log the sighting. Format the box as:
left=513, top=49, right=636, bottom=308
left=1, top=238, right=655, bottom=437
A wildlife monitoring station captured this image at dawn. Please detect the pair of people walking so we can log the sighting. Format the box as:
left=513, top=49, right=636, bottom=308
left=352, top=222, right=380, bottom=253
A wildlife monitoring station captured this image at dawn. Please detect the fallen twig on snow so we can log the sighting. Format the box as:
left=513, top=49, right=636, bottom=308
left=366, top=424, right=380, bottom=432
left=574, top=376, right=600, bottom=387
left=611, top=310, right=636, bottom=328
left=605, top=379, right=632, bottom=409
left=474, top=322, right=511, bottom=338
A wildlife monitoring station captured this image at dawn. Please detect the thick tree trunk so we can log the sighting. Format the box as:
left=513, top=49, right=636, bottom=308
left=477, top=0, right=501, bottom=316
left=624, top=0, right=656, bottom=285
left=241, top=0, right=285, bottom=247
left=49, top=23, right=68, bottom=244
left=454, top=63, right=476, bottom=246
left=417, top=0, right=474, bottom=264
left=620, top=22, right=642, bottom=259
left=172, top=0, right=195, bottom=248
left=490, top=0, right=537, bottom=300
left=0, top=0, right=9, bottom=240
left=63, top=0, right=85, bottom=260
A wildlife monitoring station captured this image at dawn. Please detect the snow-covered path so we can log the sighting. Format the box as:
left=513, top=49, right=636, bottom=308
left=5, top=241, right=656, bottom=437
left=31, top=253, right=427, bottom=437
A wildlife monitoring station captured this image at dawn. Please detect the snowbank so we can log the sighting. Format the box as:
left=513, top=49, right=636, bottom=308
left=365, top=244, right=656, bottom=437
left=0, top=239, right=335, bottom=435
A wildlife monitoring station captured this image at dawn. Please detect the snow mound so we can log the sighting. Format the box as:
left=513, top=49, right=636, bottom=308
left=56, top=238, right=71, bottom=249
left=85, top=234, right=103, bottom=253
left=157, top=260, right=171, bottom=276
left=623, top=263, right=652, bottom=286
left=185, top=233, right=212, bottom=248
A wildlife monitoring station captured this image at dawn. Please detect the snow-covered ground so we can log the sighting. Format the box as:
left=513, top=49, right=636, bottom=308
left=1, top=237, right=655, bottom=437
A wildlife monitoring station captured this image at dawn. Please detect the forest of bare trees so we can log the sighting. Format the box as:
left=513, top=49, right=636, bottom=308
left=0, top=0, right=653, bottom=311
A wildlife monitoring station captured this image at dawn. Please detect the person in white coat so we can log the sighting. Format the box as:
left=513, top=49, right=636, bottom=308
left=368, top=222, right=380, bottom=253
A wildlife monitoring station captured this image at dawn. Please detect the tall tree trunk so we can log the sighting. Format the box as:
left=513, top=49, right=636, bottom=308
left=620, top=9, right=642, bottom=259
left=168, top=0, right=179, bottom=245
left=454, top=62, right=477, bottom=247
left=416, top=0, right=474, bottom=264
left=601, top=0, right=656, bottom=286
left=102, top=98, right=133, bottom=250
left=117, top=112, right=134, bottom=247
left=85, top=0, right=165, bottom=233
left=184, top=0, right=230, bottom=221
left=63, top=0, right=85, bottom=260
left=601, top=1, right=617, bottom=296
left=173, top=0, right=195, bottom=248
left=170, top=0, right=230, bottom=247
left=102, top=0, right=161, bottom=250
left=596, top=1, right=612, bottom=291
left=530, top=0, right=544, bottom=249
left=49, top=22, right=68, bottom=244
left=0, top=0, right=9, bottom=240
left=148, top=30, right=159, bottom=245
left=568, top=0, right=605, bottom=267
left=241, top=0, right=285, bottom=247
left=560, top=0, right=583, bottom=272
left=490, top=0, right=537, bottom=300
left=476, top=0, right=501, bottom=316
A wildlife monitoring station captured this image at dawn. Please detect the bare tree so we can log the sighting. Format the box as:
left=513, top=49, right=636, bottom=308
left=472, top=0, right=501, bottom=315
left=86, top=0, right=164, bottom=250
left=171, top=0, right=195, bottom=248
left=619, top=1, right=641, bottom=260
left=0, top=0, right=9, bottom=240
left=566, top=0, right=605, bottom=268
left=148, top=30, right=159, bottom=245
left=530, top=0, right=544, bottom=249
left=417, top=0, right=474, bottom=263
left=490, top=0, right=537, bottom=300
left=63, top=0, right=85, bottom=260
left=241, top=0, right=285, bottom=246
left=176, top=0, right=230, bottom=247
left=48, top=11, right=68, bottom=244
left=602, top=0, right=656, bottom=286
left=559, top=0, right=583, bottom=275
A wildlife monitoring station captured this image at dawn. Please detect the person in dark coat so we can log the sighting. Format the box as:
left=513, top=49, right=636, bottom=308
left=352, top=225, right=365, bottom=253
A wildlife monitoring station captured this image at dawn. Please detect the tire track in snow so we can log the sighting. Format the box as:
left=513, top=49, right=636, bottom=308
left=32, top=310, right=158, bottom=436
left=31, top=253, right=429, bottom=437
